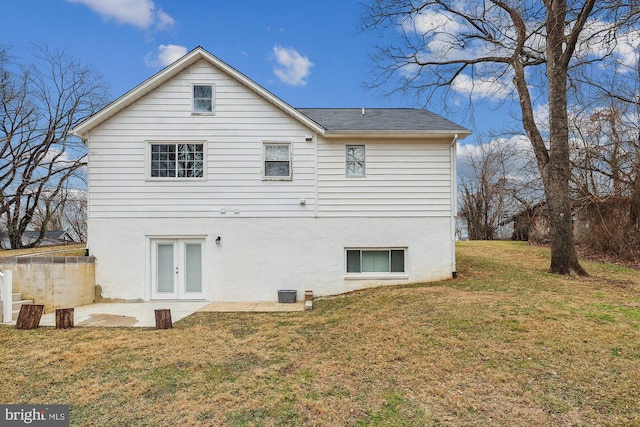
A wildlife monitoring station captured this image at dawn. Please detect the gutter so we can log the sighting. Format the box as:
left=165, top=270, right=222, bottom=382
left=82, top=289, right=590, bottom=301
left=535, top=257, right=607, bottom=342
left=322, top=130, right=472, bottom=139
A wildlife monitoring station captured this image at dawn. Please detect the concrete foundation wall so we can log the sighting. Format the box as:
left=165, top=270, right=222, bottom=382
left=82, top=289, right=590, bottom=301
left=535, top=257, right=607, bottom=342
left=88, top=217, right=455, bottom=302
left=0, top=257, right=95, bottom=312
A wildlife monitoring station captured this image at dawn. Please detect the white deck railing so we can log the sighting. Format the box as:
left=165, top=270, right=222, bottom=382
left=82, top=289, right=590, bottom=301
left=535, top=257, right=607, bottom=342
left=1, top=270, right=12, bottom=323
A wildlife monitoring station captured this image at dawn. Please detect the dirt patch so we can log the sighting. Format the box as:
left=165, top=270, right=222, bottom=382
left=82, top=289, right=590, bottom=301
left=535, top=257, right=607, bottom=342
left=78, top=313, right=139, bottom=327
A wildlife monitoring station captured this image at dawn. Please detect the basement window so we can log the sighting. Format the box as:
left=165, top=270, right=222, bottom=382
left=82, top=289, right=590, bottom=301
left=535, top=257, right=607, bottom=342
left=346, top=249, right=405, bottom=273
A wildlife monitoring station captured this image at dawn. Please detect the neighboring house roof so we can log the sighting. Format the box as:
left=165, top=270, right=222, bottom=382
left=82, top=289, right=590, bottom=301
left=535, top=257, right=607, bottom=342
left=72, top=46, right=470, bottom=140
left=0, top=230, right=76, bottom=248
left=1, top=230, right=73, bottom=240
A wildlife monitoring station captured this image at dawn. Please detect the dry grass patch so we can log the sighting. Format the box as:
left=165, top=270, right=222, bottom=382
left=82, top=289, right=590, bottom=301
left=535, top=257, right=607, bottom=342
left=0, top=243, right=86, bottom=258
left=1, top=241, right=640, bottom=425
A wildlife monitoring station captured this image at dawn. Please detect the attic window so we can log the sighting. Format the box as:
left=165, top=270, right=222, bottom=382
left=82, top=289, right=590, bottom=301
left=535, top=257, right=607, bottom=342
left=193, top=84, right=214, bottom=114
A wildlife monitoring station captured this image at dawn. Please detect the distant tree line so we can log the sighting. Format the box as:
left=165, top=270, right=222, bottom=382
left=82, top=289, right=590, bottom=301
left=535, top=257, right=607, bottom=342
left=458, top=91, right=640, bottom=261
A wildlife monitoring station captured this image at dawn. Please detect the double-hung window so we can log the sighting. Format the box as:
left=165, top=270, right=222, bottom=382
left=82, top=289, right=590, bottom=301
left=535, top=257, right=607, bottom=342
left=263, top=143, right=291, bottom=180
left=346, top=145, right=365, bottom=177
left=150, top=143, right=204, bottom=178
left=346, top=249, right=405, bottom=274
left=193, top=84, right=214, bottom=114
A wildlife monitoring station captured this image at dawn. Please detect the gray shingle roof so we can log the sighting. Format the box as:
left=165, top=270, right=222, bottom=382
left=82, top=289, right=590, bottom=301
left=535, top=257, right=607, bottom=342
left=297, top=108, right=469, bottom=133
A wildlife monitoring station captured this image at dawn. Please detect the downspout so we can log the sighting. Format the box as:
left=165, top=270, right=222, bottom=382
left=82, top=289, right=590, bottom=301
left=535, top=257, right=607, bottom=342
left=83, top=132, right=91, bottom=256
left=450, top=134, right=458, bottom=278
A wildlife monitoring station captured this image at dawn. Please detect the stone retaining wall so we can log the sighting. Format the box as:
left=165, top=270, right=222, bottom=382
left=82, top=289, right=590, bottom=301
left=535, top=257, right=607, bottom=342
left=0, top=256, right=96, bottom=312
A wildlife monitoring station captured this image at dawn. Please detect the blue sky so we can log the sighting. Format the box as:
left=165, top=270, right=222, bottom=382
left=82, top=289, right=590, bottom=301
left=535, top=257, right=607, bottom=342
left=4, top=2, right=637, bottom=152
left=4, top=1, right=637, bottom=169
left=2, top=0, right=472, bottom=122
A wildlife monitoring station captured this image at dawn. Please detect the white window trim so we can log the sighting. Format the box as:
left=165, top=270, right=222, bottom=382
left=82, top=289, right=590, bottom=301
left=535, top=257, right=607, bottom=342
left=344, top=247, right=408, bottom=279
left=262, top=141, right=292, bottom=181
left=346, top=145, right=366, bottom=178
left=191, top=83, right=215, bottom=115
left=146, top=140, right=207, bottom=181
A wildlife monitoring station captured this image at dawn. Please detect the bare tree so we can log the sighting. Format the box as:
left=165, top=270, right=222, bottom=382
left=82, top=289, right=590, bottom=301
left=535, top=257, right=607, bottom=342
left=573, top=53, right=640, bottom=227
left=362, top=0, right=640, bottom=275
left=62, top=190, right=88, bottom=243
left=0, top=45, right=107, bottom=248
left=567, top=92, right=640, bottom=258
left=30, top=188, right=88, bottom=242
left=458, top=136, right=542, bottom=240
left=570, top=101, right=638, bottom=199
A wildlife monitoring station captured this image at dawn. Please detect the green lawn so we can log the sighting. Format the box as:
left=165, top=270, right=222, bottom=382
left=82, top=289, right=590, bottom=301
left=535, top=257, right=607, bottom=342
left=1, top=241, right=639, bottom=426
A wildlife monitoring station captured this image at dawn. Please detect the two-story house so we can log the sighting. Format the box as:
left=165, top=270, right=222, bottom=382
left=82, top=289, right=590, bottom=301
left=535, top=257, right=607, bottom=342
left=72, top=47, right=470, bottom=302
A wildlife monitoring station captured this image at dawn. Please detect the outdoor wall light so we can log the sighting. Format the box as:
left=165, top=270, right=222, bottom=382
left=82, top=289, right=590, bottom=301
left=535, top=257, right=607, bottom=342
left=216, top=236, right=221, bottom=245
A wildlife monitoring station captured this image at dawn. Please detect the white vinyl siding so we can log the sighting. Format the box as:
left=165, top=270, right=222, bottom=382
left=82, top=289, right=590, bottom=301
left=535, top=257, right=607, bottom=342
left=87, top=60, right=315, bottom=218
left=86, top=58, right=454, bottom=221
left=317, top=139, right=453, bottom=217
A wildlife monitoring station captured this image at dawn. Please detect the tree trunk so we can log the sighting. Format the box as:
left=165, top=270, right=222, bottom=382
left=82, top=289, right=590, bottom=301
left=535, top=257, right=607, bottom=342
left=154, top=309, right=172, bottom=329
left=15, top=304, right=44, bottom=330
left=55, top=308, right=74, bottom=329
left=545, top=0, right=586, bottom=276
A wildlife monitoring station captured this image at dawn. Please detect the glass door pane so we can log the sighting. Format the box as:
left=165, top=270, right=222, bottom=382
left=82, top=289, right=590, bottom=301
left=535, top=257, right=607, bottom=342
left=157, top=243, right=175, bottom=293
left=184, top=243, right=202, bottom=293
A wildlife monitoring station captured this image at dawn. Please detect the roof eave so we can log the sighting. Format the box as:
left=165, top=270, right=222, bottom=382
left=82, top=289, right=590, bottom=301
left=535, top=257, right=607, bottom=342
left=322, top=130, right=472, bottom=139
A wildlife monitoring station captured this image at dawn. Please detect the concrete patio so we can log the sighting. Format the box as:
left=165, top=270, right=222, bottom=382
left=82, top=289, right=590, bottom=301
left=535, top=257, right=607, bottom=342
left=33, top=300, right=305, bottom=328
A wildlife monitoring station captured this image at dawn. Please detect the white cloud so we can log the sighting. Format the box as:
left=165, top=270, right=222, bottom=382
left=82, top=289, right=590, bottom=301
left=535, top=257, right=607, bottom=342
left=155, top=9, right=175, bottom=30
left=451, top=73, right=513, bottom=100
left=458, top=135, right=534, bottom=167
left=533, top=103, right=549, bottom=130
left=145, top=44, right=187, bottom=68
left=67, top=0, right=174, bottom=30
left=272, top=46, right=313, bottom=87
left=403, top=9, right=462, bottom=36
left=458, top=134, right=537, bottom=186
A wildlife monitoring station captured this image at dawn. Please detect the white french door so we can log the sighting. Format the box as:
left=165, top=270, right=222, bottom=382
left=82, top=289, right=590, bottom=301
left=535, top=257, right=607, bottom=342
left=151, top=239, right=204, bottom=300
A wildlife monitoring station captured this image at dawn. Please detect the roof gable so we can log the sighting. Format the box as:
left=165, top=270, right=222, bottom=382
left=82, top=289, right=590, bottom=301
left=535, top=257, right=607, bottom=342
left=72, top=46, right=324, bottom=139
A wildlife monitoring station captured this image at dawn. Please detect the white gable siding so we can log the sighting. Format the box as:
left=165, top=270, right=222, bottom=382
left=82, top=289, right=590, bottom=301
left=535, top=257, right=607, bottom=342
left=88, top=60, right=316, bottom=219
left=317, top=137, right=453, bottom=217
